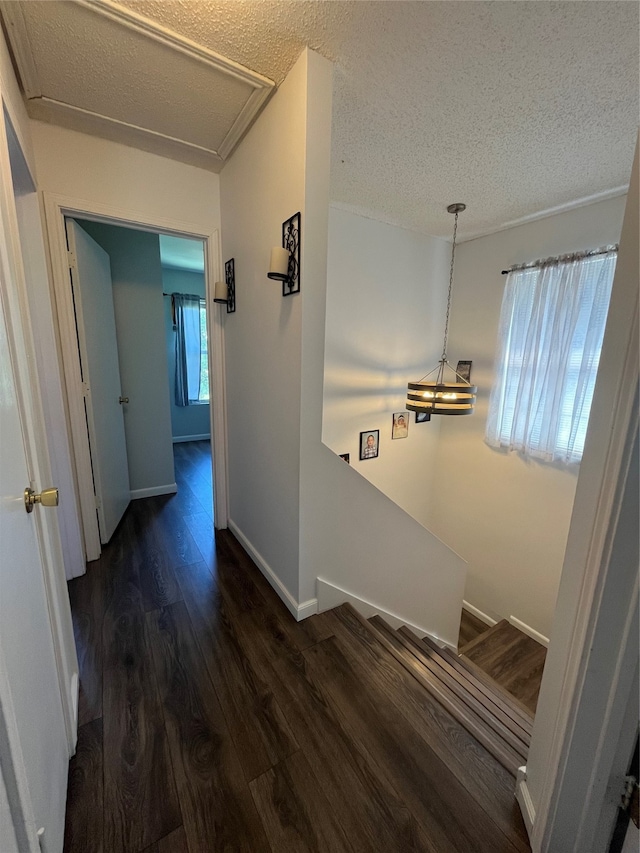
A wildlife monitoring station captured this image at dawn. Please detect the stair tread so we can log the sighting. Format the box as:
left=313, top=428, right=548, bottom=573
left=397, top=626, right=531, bottom=748
left=438, top=644, right=536, bottom=724
left=458, top=619, right=508, bottom=655
left=325, top=605, right=532, bottom=851
left=370, top=617, right=528, bottom=762
left=460, top=622, right=547, bottom=716
left=361, top=613, right=525, bottom=776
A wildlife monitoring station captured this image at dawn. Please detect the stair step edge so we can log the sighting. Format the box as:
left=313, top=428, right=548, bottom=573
left=365, top=615, right=526, bottom=775
left=458, top=619, right=510, bottom=655
left=396, top=626, right=532, bottom=747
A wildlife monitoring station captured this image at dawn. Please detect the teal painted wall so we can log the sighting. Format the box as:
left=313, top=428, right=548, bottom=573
left=77, top=220, right=175, bottom=494
left=162, top=267, right=211, bottom=440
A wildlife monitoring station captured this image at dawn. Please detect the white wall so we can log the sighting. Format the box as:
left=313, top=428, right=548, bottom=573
left=161, top=268, right=210, bottom=441
left=323, top=206, right=449, bottom=524
left=220, top=50, right=306, bottom=600
left=220, top=49, right=466, bottom=643
left=293, top=53, right=467, bottom=645
left=30, top=121, right=221, bottom=232
left=428, top=195, right=627, bottom=639
left=78, top=220, right=176, bottom=496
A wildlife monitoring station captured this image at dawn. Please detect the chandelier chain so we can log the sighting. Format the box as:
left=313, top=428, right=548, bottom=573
left=441, top=209, right=459, bottom=362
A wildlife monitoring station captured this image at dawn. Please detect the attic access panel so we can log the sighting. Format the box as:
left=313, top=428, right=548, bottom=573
left=1, top=0, right=275, bottom=169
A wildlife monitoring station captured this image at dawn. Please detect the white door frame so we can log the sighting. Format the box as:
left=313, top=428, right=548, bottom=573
left=517, top=140, right=639, bottom=851
left=42, top=192, right=229, bottom=561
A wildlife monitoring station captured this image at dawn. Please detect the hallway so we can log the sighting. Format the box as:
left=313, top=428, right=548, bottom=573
left=64, top=442, right=529, bottom=852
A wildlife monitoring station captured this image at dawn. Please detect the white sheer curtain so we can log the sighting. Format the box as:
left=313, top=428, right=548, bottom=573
left=485, top=248, right=617, bottom=464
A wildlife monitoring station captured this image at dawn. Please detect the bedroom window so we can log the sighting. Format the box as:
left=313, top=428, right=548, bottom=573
left=173, top=293, right=209, bottom=405
left=485, top=246, right=617, bottom=464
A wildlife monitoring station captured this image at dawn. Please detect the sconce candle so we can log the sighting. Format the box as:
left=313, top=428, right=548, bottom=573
left=213, top=280, right=228, bottom=303
left=268, top=246, right=290, bottom=281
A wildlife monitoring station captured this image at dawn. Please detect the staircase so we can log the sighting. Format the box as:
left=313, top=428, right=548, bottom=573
left=334, top=604, right=534, bottom=778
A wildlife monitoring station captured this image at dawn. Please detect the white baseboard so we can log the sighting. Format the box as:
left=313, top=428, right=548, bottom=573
left=172, top=434, right=211, bottom=443
left=130, top=483, right=177, bottom=500
left=462, top=600, right=498, bottom=627
left=227, top=519, right=318, bottom=622
left=516, top=766, right=536, bottom=841
left=317, top=578, right=457, bottom=651
left=509, top=615, right=549, bottom=648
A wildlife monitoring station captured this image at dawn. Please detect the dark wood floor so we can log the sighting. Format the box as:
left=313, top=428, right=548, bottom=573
left=458, top=609, right=489, bottom=649
left=64, top=441, right=529, bottom=853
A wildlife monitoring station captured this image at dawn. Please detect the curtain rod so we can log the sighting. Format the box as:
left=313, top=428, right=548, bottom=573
left=501, top=244, right=618, bottom=275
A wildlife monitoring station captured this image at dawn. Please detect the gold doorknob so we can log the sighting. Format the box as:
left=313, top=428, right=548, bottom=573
left=24, top=486, right=59, bottom=514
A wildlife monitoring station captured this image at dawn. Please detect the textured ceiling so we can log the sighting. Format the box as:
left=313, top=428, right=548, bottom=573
left=4, top=1, right=639, bottom=239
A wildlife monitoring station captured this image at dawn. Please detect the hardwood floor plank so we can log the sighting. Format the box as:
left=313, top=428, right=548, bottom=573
left=326, top=607, right=530, bottom=852
left=68, top=562, right=105, bottom=726
left=374, top=620, right=530, bottom=755
left=183, top=511, right=216, bottom=566
left=249, top=750, right=355, bottom=853
left=221, top=583, right=440, bottom=852
left=146, top=494, right=206, bottom=569
left=173, top=443, right=213, bottom=515
left=175, top=559, right=299, bottom=783
left=128, top=498, right=182, bottom=612
left=215, top=529, right=337, bottom=651
left=304, top=634, right=524, bottom=853
left=63, top=719, right=103, bottom=853
left=459, top=620, right=507, bottom=656
left=362, top=614, right=523, bottom=775
left=65, top=445, right=532, bottom=853
left=422, top=637, right=535, bottom=731
left=102, top=549, right=181, bottom=853
left=463, top=622, right=547, bottom=714
left=458, top=609, right=491, bottom=649
left=140, top=826, right=189, bottom=853
left=146, top=600, right=271, bottom=852
left=399, top=627, right=531, bottom=744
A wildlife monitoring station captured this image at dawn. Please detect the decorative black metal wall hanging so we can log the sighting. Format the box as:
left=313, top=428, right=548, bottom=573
left=282, top=211, right=301, bottom=296
left=225, top=258, right=236, bottom=313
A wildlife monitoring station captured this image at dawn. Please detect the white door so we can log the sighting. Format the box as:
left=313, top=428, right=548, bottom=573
left=0, top=252, right=70, bottom=851
left=66, top=219, right=130, bottom=543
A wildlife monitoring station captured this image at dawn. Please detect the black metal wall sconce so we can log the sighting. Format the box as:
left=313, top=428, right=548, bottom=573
left=267, top=211, right=301, bottom=296
left=214, top=258, right=236, bottom=313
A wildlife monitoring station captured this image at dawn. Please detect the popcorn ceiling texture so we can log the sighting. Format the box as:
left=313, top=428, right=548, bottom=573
left=16, top=1, right=640, bottom=238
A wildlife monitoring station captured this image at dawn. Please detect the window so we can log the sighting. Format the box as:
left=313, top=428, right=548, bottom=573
left=174, top=293, right=209, bottom=405
left=485, top=247, right=617, bottom=464
left=198, top=299, right=209, bottom=403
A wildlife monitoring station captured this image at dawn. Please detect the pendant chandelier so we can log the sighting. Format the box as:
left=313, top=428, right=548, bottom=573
left=406, top=203, right=477, bottom=417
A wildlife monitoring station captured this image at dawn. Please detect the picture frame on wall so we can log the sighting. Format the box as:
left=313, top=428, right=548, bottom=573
left=392, top=412, right=409, bottom=439
left=456, top=360, right=472, bottom=383
left=415, top=411, right=431, bottom=423
left=359, top=430, right=379, bottom=460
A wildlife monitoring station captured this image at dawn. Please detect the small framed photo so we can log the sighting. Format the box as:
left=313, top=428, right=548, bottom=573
left=392, top=411, right=409, bottom=439
left=456, top=360, right=472, bottom=383
left=359, top=430, right=379, bottom=460
left=415, top=411, right=431, bottom=423
left=339, top=453, right=350, bottom=464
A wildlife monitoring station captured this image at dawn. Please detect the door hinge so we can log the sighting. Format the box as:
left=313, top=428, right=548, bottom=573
left=95, top=495, right=101, bottom=510
left=621, top=775, right=639, bottom=828
left=67, top=250, right=76, bottom=270
left=81, top=382, right=90, bottom=398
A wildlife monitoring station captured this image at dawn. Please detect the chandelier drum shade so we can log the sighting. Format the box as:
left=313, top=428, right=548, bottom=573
left=406, top=203, right=477, bottom=417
